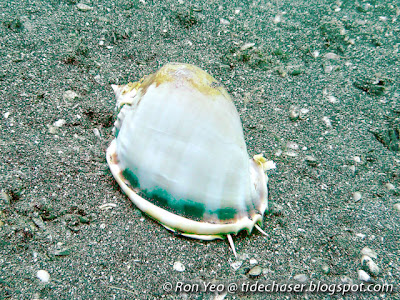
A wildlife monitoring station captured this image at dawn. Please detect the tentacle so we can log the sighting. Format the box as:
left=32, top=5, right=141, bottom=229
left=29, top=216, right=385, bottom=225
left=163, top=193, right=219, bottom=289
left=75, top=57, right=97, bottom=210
left=227, top=234, right=237, bottom=258
left=254, top=224, right=269, bottom=237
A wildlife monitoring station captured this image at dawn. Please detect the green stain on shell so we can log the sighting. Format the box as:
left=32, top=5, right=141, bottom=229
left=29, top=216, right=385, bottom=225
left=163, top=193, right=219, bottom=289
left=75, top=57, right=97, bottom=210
left=121, top=168, right=238, bottom=223
left=122, top=168, right=139, bottom=187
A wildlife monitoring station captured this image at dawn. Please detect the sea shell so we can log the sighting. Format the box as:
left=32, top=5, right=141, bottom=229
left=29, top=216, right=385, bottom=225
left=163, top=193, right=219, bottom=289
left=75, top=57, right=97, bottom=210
left=106, top=63, right=269, bottom=242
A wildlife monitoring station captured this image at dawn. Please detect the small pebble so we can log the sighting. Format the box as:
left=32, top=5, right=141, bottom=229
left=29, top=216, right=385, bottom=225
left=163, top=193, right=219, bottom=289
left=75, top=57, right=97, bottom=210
left=240, top=43, right=255, bottom=51
left=299, top=108, right=309, bottom=119
left=53, top=119, right=66, bottom=127
left=305, top=155, right=318, bottom=167
left=361, top=255, right=380, bottom=276
left=230, top=261, right=243, bottom=270
left=93, top=128, right=101, bottom=138
left=63, top=90, right=79, bottom=102
left=273, top=14, right=281, bottom=24
left=98, top=203, right=117, bottom=210
left=287, top=142, right=299, bottom=150
left=31, top=215, right=46, bottom=230
left=52, top=248, right=71, bottom=256
left=358, top=269, right=370, bottom=282
left=220, top=18, right=230, bottom=25
left=321, top=264, right=330, bottom=274
left=289, top=106, right=300, bottom=121
left=1, top=191, right=10, bottom=205
left=312, top=50, right=320, bottom=58
left=277, top=68, right=287, bottom=77
left=394, top=203, right=400, bottom=213
left=3, top=112, right=10, bottom=119
left=293, top=274, right=308, bottom=283
left=263, top=160, right=276, bottom=171
left=249, top=258, right=258, bottom=265
left=36, top=270, right=50, bottom=283
left=327, top=95, right=339, bottom=103
left=361, top=247, right=377, bottom=259
left=248, top=266, right=262, bottom=277
left=324, top=52, right=341, bottom=60
left=353, top=156, right=361, bottom=163
left=355, top=233, right=366, bottom=239
left=353, top=192, right=362, bottom=202
left=173, top=261, right=185, bottom=272
left=322, top=116, right=332, bottom=127
left=76, top=3, right=93, bottom=11
left=385, top=183, right=395, bottom=190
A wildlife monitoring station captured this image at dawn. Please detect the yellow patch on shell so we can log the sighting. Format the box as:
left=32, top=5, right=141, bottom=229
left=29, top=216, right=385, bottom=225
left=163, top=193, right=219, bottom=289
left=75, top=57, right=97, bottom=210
left=137, top=63, right=231, bottom=100
left=253, top=154, right=276, bottom=172
left=121, top=81, right=142, bottom=95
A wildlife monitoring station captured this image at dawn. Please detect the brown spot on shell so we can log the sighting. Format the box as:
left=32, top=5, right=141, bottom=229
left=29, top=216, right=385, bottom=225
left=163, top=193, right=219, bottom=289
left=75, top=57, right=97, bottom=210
left=110, top=152, right=118, bottom=164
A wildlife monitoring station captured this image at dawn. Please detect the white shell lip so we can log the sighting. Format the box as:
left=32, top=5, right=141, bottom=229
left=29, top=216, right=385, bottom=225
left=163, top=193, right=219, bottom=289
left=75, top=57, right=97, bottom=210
left=106, top=139, right=268, bottom=240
